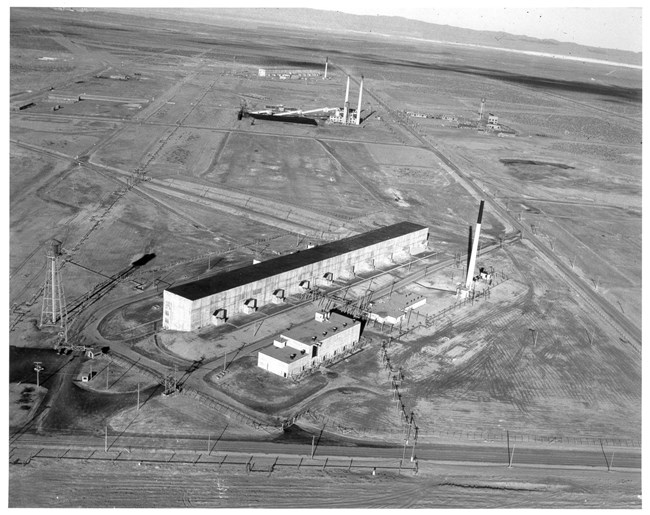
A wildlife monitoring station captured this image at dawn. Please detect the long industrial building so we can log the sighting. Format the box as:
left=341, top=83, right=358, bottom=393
left=163, top=221, right=429, bottom=331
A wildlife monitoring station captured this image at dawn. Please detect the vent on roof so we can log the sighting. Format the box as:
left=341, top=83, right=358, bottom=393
left=342, top=322, right=348, bottom=327
left=333, top=327, right=338, bottom=331
left=322, top=331, right=327, bottom=336
left=312, top=336, right=317, bottom=340
left=290, top=353, right=296, bottom=359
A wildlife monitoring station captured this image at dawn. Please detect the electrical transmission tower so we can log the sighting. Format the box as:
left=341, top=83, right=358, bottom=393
left=39, top=239, right=68, bottom=345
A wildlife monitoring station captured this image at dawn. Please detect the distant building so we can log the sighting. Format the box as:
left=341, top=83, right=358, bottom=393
left=257, top=311, right=361, bottom=378
left=487, top=113, right=500, bottom=129
left=47, top=92, right=80, bottom=104
left=11, top=100, right=35, bottom=111
left=258, top=67, right=321, bottom=79
left=406, top=111, right=428, bottom=118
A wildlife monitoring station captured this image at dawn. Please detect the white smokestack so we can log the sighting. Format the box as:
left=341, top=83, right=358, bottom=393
left=479, top=97, right=485, bottom=121
left=465, top=200, right=484, bottom=290
left=343, top=76, right=350, bottom=123
left=356, top=75, right=364, bottom=125
left=324, top=57, right=328, bottom=79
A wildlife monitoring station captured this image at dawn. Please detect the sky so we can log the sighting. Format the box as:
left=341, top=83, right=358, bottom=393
left=9, top=1, right=643, bottom=52
left=316, top=4, right=643, bottom=53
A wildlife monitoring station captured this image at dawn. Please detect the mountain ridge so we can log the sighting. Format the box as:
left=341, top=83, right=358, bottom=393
left=106, top=7, right=641, bottom=66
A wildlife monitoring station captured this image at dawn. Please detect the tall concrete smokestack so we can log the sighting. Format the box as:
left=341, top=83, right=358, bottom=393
left=356, top=75, right=364, bottom=125
left=479, top=97, right=485, bottom=121
left=465, top=200, right=484, bottom=290
left=343, top=76, right=350, bottom=124
left=324, top=57, right=328, bottom=79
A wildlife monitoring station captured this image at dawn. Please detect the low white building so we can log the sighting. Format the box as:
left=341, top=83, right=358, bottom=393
left=257, top=311, right=361, bottom=378
left=367, top=291, right=427, bottom=326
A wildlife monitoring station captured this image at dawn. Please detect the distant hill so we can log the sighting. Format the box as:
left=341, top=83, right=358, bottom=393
left=107, top=7, right=641, bottom=66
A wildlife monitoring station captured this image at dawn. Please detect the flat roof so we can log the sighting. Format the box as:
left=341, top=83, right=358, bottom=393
left=167, top=221, right=428, bottom=301
left=282, top=312, right=359, bottom=344
left=369, top=291, right=426, bottom=317
left=260, top=344, right=310, bottom=364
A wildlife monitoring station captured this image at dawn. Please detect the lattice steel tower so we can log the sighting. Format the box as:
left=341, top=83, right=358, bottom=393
left=40, top=239, right=68, bottom=343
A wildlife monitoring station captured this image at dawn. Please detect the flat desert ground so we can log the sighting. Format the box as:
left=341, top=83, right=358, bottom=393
left=9, top=8, right=641, bottom=508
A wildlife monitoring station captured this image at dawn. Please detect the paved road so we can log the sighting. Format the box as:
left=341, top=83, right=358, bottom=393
left=10, top=430, right=640, bottom=471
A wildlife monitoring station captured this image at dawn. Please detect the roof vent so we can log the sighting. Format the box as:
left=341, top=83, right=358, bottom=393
left=342, top=322, right=348, bottom=327
left=312, top=336, right=317, bottom=340
left=290, top=353, right=296, bottom=359
left=322, top=331, right=327, bottom=336
left=333, top=327, right=338, bottom=331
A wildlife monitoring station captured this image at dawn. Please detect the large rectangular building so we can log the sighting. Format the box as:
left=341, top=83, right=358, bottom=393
left=163, top=221, right=429, bottom=331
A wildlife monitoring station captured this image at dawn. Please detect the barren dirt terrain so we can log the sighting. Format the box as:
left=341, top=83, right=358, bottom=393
left=9, top=7, right=641, bottom=508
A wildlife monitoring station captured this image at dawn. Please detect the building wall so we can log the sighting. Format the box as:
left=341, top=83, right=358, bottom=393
left=257, top=352, right=309, bottom=377
left=163, top=291, right=194, bottom=332
left=164, top=227, right=428, bottom=331
left=316, top=323, right=361, bottom=362
left=258, top=319, right=361, bottom=377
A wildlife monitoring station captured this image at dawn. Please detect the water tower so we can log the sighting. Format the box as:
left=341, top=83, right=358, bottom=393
left=478, top=97, right=486, bottom=121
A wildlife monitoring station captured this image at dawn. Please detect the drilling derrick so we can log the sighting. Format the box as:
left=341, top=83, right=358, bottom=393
left=40, top=238, right=68, bottom=345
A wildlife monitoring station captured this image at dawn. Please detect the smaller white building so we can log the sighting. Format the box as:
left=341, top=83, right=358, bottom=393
left=367, top=292, right=427, bottom=326
left=257, top=311, right=361, bottom=378
left=487, top=113, right=500, bottom=129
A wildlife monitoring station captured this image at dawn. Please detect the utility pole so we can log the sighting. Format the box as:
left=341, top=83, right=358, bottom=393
left=137, top=382, right=140, bottom=410
left=400, top=436, right=407, bottom=474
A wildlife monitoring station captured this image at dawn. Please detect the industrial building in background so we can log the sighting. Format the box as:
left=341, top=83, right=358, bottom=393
left=257, top=311, right=361, bottom=378
left=329, top=75, right=364, bottom=125
left=163, top=221, right=429, bottom=331
left=257, top=67, right=322, bottom=79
